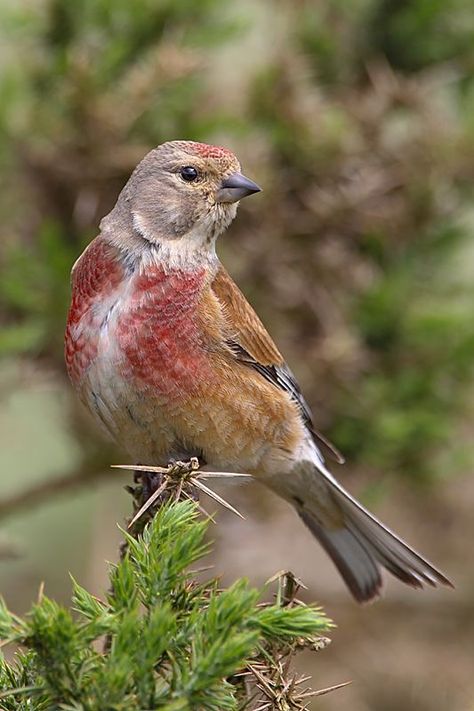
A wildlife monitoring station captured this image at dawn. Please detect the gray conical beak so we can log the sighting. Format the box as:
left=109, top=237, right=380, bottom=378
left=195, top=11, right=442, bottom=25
left=216, top=172, right=262, bottom=203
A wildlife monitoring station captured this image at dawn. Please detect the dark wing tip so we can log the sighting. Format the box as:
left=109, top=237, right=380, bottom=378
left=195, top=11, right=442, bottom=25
left=309, top=427, right=346, bottom=464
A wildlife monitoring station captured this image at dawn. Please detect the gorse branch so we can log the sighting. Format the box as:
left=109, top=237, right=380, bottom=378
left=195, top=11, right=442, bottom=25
left=0, top=489, right=338, bottom=710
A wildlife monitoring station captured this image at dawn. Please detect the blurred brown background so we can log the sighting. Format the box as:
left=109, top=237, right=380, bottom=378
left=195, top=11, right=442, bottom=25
left=0, top=0, right=473, bottom=708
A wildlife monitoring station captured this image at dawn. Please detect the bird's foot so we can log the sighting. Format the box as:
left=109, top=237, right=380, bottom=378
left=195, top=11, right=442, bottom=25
left=165, top=457, right=200, bottom=501
left=127, top=457, right=200, bottom=529
left=139, top=470, right=166, bottom=504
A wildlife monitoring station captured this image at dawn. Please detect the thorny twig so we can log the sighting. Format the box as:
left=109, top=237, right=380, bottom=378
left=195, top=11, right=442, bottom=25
left=112, top=457, right=251, bottom=532
left=235, top=570, right=349, bottom=710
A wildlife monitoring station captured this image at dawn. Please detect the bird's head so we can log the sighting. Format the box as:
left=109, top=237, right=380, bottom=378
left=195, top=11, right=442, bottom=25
left=102, top=140, right=261, bottom=266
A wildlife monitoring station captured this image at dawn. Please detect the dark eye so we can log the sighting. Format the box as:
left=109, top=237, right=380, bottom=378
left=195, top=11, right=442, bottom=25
left=180, top=166, right=198, bottom=182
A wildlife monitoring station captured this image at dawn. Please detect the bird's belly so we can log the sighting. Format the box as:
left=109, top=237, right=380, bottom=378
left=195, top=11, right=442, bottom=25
left=81, top=344, right=303, bottom=475
left=79, top=333, right=183, bottom=463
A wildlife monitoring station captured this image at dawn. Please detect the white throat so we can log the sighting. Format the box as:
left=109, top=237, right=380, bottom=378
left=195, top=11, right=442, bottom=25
left=131, top=204, right=236, bottom=272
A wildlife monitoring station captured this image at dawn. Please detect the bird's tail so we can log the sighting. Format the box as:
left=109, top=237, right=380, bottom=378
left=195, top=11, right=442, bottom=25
left=288, top=462, right=453, bottom=603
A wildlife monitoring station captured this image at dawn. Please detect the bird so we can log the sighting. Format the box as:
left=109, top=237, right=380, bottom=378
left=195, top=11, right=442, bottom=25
left=65, top=139, right=452, bottom=602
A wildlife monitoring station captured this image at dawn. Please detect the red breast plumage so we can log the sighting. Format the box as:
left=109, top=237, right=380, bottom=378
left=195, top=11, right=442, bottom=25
left=65, top=239, right=124, bottom=384
left=116, top=267, right=212, bottom=396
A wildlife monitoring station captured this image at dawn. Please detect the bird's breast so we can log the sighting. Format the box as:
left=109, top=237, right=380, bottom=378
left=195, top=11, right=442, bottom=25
left=66, top=240, right=216, bottom=402
left=66, top=242, right=306, bottom=470
left=114, top=266, right=216, bottom=398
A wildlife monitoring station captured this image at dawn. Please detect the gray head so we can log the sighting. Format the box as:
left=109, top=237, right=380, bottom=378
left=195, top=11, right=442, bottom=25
left=101, top=141, right=261, bottom=256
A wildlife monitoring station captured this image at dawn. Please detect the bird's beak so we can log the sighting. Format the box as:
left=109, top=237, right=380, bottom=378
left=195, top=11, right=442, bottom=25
left=216, top=172, right=262, bottom=203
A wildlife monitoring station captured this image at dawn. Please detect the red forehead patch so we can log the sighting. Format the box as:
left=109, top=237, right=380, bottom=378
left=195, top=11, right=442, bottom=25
left=191, top=142, right=234, bottom=160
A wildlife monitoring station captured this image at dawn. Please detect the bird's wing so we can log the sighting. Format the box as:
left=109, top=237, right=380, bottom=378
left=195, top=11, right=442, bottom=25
left=211, top=265, right=344, bottom=464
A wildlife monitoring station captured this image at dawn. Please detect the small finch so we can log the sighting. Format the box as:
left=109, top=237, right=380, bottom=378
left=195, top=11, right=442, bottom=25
left=65, top=140, right=452, bottom=602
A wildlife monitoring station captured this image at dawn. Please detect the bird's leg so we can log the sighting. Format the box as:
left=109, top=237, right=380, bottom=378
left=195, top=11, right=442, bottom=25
left=125, top=456, right=205, bottom=538
left=132, top=456, right=202, bottom=511
left=124, top=467, right=168, bottom=533
left=138, top=469, right=166, bottom=504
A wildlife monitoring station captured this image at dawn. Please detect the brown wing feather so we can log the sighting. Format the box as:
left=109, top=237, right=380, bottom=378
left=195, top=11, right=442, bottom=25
left=211, top=265, right=283, bottom=366
left=211, top=265, right=345, bottom=464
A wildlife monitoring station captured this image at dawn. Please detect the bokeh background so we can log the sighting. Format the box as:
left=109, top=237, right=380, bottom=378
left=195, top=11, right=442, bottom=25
left=1, top=0, right=473, bottom=708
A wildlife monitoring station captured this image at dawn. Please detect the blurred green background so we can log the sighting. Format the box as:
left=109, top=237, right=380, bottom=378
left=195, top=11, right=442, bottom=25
left=0, top=0, right=473, bottom=708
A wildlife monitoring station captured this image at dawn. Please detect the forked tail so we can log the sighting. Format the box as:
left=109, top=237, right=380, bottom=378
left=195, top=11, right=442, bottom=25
left=293, top=462, right=453, bottom=602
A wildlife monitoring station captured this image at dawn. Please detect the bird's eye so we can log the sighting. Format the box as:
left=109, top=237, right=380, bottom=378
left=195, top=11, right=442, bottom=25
left=180, top=166, right=199, bottom=182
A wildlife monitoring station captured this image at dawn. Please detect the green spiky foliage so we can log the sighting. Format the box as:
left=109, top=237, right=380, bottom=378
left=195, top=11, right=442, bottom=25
left=0, top=500, right=333, bottom=710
